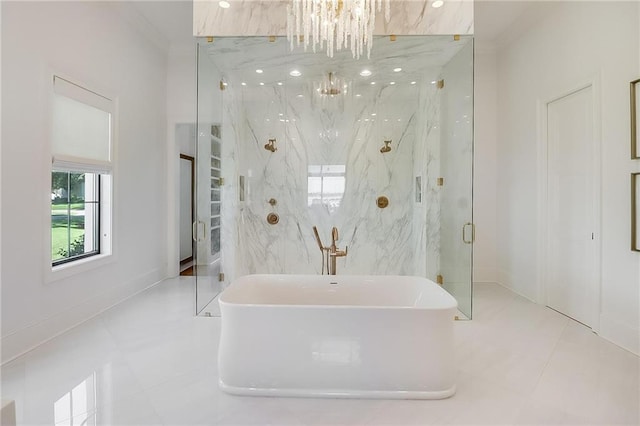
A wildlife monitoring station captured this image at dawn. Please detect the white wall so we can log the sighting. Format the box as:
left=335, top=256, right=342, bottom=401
left=495, top=1, right=640, bottom=354
left=1, top=1, right=169, bottom=363
left=473, top=47, right=498, bottom=283
left=166, top=43, right=197, bottom=277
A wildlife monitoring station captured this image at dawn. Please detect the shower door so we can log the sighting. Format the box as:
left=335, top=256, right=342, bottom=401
left=439, top=39, right=474, bottom=319
left=194, top=40, right=224, bottom=315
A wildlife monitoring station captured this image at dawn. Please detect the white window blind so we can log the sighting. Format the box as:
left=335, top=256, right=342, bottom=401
left=52, top=76, right=112, bottom=172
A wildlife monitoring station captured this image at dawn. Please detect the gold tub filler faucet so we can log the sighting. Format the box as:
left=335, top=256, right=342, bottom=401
left=312, top=226, right=348, bottom=275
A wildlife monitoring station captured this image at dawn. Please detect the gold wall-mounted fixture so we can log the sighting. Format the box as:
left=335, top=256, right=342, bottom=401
left=269, top=35, right=276, bottom=42
left=453, top=34, right=461, bottom=41
left=462, top=222, right=475, bottom=244
left=632, top=173, right=640, bottom=251
left=380, top=140, right=392, bottom=153
left=376, top=196, right=389, bottom=209
left=631, top=78, right=640, bottom=159
left=268, top=198, right=277, bottom=206
left=437, top=177, right=444, bottom=186
left=219, top=80, right=227, bottom=91
left=206, top=36, right=214, bottom=43
left=390, top=35, right=397, bottom=42
left=267, top=213, right=279, bottom=225
left=437, top=79, right=445, bottom=89
left=264, top=138, right=277, bottom=152
left=437, top=275, right=444, bottom=285
left=219, top=177, right=225, bottom=186
left=219, top=272, right=225, bottom=282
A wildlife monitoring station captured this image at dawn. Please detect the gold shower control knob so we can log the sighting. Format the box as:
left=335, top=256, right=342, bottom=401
left=376, top=196, right=389, bottom=209
left=267, top=213, right=279, bottom=225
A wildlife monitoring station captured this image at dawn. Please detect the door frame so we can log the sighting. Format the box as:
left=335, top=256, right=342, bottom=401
left=536, top=75, right=602, bottom=332
left=179, top=153, right=195, bottom=266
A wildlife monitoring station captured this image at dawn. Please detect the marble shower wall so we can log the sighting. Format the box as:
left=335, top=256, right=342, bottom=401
left=229, top=82, right=427, bottom=276
left=209, top=36, right=474, bottom=282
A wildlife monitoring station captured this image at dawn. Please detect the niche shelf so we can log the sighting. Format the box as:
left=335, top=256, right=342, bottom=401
left=210, top=125, right=222, bottom=258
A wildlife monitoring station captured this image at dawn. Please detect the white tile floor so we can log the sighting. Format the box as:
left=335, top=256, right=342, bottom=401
left=1, top=278, right=638, bottom=425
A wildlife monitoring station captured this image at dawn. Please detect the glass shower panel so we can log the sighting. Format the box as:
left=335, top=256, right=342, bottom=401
left=195, top=40, right=224, bottom=315
left=439, top=38, right=474, bottom=318
left=196, top=36, right=474, bottom=318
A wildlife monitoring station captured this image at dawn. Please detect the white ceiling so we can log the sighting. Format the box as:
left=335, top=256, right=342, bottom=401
left=129, top=1, right=548, bottom=48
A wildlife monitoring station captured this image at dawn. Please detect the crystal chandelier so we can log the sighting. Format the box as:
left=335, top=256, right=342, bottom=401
left=315, top=72, right=348, bottom=96
left=286, top=0, right=391, bottom=59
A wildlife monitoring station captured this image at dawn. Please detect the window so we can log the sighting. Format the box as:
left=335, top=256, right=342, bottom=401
left=51, top=76, right=113, bottom=268
left=51, top=171, right=100, bottom=266
left=307, top=165, right=346, bottom=214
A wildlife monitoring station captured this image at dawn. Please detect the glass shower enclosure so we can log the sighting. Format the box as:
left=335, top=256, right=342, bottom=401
left=194, top=35, right=474, bottom=318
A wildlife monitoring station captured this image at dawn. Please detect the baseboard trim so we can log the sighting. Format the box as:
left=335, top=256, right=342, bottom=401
left=1, top=268, right=166, bottom=365
left=598, top=313, right=640, bottom=356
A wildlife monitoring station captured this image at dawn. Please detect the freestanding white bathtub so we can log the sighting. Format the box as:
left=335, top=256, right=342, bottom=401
left=218, top=274, right=458, bottom=399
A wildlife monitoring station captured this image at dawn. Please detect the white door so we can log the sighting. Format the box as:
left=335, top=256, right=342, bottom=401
left=546, top=86, right=596, bottom=327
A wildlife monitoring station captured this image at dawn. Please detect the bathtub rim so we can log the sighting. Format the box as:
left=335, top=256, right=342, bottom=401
left=219, top=380, right=457, bottom=400
left=219, top=273, right=459, bottom=311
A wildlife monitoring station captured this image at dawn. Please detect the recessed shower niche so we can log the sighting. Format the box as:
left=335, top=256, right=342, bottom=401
left=193, top=36, right=474, bottom=318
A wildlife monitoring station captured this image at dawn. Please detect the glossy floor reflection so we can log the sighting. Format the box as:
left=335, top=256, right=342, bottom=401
left=1, top=278, right=638, bottom=425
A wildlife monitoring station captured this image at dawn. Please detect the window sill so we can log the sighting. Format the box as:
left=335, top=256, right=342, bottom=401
left=46, top=252, right=114, bottom=284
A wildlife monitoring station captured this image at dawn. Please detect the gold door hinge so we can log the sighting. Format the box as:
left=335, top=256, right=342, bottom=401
left=268, top=35, right=276, bottom=42
left=453, top=35, right=461, bottom=41
left=390, top=34, right=397, bottom=42
left=206, top=36, right=214, bottom=43
left=219, top=177, right=225, bottom=186
left=437, top=177, right=444, bottom=186
left=219, top=272, right=225, bottom=282
left=436, top=274, right=444, bottom=285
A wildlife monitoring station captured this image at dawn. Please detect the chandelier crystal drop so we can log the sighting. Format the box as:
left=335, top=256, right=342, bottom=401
left=286, top=0, right=391, bottom=59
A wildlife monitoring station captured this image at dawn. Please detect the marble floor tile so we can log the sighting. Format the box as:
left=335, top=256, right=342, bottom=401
left=1, top=280, right=638, bottom=425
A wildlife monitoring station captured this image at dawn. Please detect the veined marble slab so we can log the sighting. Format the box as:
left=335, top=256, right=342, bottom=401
left=194, top=0, right=473, bottom=37
left=204, top=36, right=472, bottom=278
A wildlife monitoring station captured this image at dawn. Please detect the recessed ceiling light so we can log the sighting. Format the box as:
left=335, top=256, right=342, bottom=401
left=360, top=69, right=372, bottom=77
left=290, top=69, right=302, bottom=77
left=393, top=67, right=402, bottom=72
left=259, top=82, right=265, bottom=86
left=371, top=113, right=377, bottom=116
left=219, top=1, right=230, bottom=8
left=432, top=0, right=444, bottom=8
left=370, top=81, right=376, bottom=85
left=256, top=69, right=263, bottom=74
left=390, top=81, right=396, bottom=85
left=277, top=82, right=283, bottom=86
left=355, top=94, right=362, bottom=97
left=296, top=94, right=304, bottom=98
left=430, top=80, right=437, bottom=84
left=241, top=82, right=247, bottom=86
left=411, top=81, right=417, bottom=85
